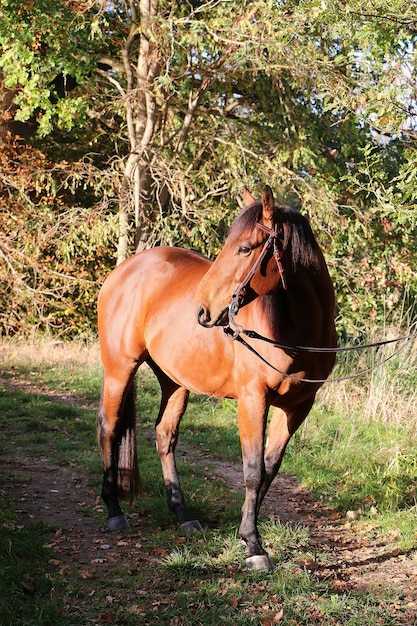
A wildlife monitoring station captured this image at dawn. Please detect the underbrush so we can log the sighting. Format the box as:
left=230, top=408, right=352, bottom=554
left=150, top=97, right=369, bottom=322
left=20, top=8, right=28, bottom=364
left=319, top=320, right=417, bottom=426
left=292, top=320, right=417, bottom=523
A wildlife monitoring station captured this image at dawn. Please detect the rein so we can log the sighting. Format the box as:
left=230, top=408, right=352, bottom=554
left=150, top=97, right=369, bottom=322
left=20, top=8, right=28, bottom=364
left=228, top=325, right=417, bottom=355
left=224, top=324, right=417, bottom=384
left=224, top=221, right=417, bottom=384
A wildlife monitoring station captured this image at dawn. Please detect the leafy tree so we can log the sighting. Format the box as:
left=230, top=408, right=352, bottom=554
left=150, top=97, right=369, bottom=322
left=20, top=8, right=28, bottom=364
left=0, top=0, right=416, bottom=336
left=0, top=1, right=117, bottom=335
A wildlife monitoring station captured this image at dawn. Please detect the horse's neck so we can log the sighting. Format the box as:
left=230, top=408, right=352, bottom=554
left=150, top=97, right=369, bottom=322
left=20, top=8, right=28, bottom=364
left=268, top=264, right=335, bottom=344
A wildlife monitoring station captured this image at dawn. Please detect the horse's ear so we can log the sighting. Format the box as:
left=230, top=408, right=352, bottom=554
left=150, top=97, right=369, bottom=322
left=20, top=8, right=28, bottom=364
left=243, top=186, right=256, bottom=206
left=261, top=185, right=275, bottom=227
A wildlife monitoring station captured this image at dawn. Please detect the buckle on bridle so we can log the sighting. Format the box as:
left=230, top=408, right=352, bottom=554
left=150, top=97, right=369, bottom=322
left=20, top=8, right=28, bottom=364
left=226, top=295, right=244, bottom=338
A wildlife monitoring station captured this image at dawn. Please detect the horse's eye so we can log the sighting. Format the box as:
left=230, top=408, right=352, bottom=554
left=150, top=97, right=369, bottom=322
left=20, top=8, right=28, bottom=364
left=237, top=245, right=252, bottom=255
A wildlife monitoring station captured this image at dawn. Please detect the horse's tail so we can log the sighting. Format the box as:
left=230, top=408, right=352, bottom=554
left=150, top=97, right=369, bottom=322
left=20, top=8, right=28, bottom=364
left=98, top=380, right=141, bottom=504
left=117, top=382, right=141, bottom=502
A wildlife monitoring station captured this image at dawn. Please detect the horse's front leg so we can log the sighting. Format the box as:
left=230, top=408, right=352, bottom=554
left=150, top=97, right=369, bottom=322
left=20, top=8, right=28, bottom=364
left=237, top=393, right=274, bottom=570
left=256, top=406, right=292, bottom=513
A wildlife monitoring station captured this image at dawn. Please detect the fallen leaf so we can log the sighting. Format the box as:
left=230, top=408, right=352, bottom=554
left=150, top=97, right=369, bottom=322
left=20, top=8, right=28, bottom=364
left=20, top=581, right=35, bottom=594
left=80, top=569, right=99, bottom=580
left=127, top=569, right=138, bottom=576
left=126, top=605, right=146, bottom=616
left=98, top=613, right=115, bottom=622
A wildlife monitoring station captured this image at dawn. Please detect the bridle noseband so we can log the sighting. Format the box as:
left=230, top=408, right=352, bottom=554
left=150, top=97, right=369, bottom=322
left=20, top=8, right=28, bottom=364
left=228, top=222, right=286, bottom=333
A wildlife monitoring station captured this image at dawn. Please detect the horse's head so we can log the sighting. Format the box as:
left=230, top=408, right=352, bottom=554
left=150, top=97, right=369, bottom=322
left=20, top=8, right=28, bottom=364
left=195, top=185, right=288, bottom=328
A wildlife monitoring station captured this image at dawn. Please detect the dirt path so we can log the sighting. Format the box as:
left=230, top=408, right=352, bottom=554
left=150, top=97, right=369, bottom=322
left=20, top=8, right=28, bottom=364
left=176, top=447, right=417, bottom=607
left=1, top=376, right=417, bottom=623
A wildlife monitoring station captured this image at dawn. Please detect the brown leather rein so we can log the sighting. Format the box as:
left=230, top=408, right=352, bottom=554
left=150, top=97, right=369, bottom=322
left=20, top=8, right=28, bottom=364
left=225, top=223, right=417, bottom=384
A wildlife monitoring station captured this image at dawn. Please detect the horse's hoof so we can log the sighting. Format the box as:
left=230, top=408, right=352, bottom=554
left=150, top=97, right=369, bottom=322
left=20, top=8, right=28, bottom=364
left=106, top=515, right=129, bottom=531
left=180, top=519, right=203, bottom=532
left=246, top=554, right=275, bottom=571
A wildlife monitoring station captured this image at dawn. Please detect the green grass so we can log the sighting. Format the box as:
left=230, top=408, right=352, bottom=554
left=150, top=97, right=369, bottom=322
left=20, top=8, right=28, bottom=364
left=0, top=338, right=416, bottom=625
left=0, top=512, right=82, bottom=626
left=284, top=407, right=417, bottom=514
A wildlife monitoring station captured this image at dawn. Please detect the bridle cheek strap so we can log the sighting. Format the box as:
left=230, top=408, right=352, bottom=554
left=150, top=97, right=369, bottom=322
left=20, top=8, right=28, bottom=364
left=255, top=222, right=287, bottom=290
left=228, top=222, right=286, bottom=330
left=273, top=238, right=287, bottom=291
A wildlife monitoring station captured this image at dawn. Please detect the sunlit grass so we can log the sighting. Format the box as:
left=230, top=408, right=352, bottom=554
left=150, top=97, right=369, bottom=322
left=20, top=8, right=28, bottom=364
left=318, top=320, right=417, bottom=427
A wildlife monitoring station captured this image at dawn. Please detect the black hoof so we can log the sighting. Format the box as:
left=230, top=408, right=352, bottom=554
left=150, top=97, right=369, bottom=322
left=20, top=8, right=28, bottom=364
left=180, top=519, right=203, bottom=532
left=106, top=514, right=129, bottom=531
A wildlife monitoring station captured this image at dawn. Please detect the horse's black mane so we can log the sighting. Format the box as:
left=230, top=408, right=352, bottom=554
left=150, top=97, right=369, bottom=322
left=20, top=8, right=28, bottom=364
left=229, top=202, right=320, bottom=270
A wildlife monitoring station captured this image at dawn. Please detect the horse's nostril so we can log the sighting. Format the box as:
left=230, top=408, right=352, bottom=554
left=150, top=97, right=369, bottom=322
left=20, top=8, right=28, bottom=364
left=197, top=306, right=210, bottom=326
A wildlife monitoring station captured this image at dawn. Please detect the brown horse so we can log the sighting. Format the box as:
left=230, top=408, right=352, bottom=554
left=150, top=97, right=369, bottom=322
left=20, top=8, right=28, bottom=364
left=97, top=185, right=337, bottom=570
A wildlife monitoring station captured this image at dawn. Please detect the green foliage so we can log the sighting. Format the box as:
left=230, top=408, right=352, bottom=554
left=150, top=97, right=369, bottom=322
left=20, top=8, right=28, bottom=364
left=0, top=144, right=119, bottom=337
left=0, top=0, right=101, bottom=135
left=324, top=143, right=417, bottom=331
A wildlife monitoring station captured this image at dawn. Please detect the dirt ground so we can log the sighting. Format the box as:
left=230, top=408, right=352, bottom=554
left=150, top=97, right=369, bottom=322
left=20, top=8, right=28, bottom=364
left=1, top=376, right=417, bottom=624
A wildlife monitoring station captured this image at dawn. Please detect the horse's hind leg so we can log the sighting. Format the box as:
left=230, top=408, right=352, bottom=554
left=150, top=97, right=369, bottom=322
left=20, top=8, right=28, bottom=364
left=98, top=360, right=141, bottom=531
left=150, top=362, right=202, bottom=531
left=257, top=398, right=315, bottom=514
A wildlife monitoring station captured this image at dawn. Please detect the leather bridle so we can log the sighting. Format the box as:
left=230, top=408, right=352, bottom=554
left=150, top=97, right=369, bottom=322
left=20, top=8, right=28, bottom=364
left=228, top=222, right=286, bottom=334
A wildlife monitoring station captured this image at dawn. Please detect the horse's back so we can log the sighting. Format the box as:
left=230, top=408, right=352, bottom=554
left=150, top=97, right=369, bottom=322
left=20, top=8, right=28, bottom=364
left=99, top=247, right=209, bottom=317
left=100, top=247, right=209, bottom=293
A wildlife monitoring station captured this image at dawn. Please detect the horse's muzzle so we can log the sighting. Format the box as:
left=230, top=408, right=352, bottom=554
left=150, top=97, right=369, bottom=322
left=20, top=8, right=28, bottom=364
left=196, top=305, right=229, bottom=328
